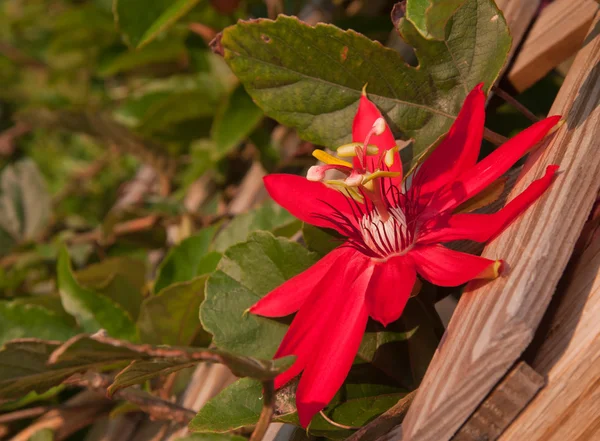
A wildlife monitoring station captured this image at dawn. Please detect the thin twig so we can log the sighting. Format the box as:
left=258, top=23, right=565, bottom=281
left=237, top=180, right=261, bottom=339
left=319, top=410, right=362, bottom=430
left=65, top=372, right=196, bottom=425
left=345, top=390, right=418, bottom=441
left=492, top=86, right=540, bottom=123
left=483, top=127, right=509, bottom=146
left=249, top=380, right=275, bottom=441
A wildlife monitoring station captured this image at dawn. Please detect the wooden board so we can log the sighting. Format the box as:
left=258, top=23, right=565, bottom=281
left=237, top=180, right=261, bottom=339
left=452, top=362, right=544, bottom=441
left=381, top=11, right=600, bottom=441
left=508, top=0, right=598, bottom=92
left=499, top=201, right=600, bottom=440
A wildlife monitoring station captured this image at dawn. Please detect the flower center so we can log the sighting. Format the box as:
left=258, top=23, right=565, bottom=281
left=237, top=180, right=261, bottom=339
left=306, top=118, right=400, bottom=221
left=359, top=206, right=413, bottom=258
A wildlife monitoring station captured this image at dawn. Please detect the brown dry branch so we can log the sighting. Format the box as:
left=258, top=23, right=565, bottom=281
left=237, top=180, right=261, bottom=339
left=249, top=380, right=276, bottom=441
left=65, top=372, right=195, bottom=425
left=0, top=122, right=30, bottom=157
left=492, top=87, right=540, bottom=122
left=10, top=391, right=112, bottom=441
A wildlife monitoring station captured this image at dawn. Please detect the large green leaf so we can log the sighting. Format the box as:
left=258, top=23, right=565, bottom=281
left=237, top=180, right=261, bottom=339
left=407, top=0, right=467, bottom=40
left=189, top=377, right=406, bottom=438
left=56, top=248, right=139, bottom=342
left=189, top=378, right=295, bottom=433
left=154, top=225, right=220, bottom=293
left=114, top=0, right=202, bottom=48
left=201, top=231, right=319, bottom=358
left=0, top=302, right=78, bottom=346
left=177, top=434, right=247, bottom=441
left=137, top=276, right=210, bottom=346
left=218, top=0, right=510, bottom=163
left=212, top=200, right=299, bottom=253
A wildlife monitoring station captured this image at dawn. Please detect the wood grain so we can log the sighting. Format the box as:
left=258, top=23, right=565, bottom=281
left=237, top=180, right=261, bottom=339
left=508, top=0, right=598, bottom=92
left=382, top=11, right=600, bottom=441
left=452, top=362, right=544, bottom=441
left=499, top=200, right=600, bottom=441
left=495, top=0, right=541, bottom=64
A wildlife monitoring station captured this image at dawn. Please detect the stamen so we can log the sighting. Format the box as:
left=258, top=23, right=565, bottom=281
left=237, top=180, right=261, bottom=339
left=337, top=143, right=379, bottom=157
left=312, top=150, right=353, bottom=168
left=372, top=117, right=386, bottom=136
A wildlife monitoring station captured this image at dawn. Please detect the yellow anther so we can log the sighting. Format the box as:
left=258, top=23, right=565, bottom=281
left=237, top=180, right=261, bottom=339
left=312, top=149, right=352, bottom=168
left=325, top=180, right=364, bottom=202
left=361, top=170, right=402, bottom=186
left=384, top=148, right=397, bottom=167
left=337, top=143, right=379, bottom=157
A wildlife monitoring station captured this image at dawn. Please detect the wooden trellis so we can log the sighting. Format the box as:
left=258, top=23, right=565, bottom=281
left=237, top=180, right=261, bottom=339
left=374, top=3, right=600, bottom=441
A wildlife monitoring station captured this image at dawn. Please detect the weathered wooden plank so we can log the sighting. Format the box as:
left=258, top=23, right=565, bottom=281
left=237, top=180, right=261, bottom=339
left=452, top=362, right=544, bottom=441
left=508, top=0, right=598, bottom=92
left=499, top=200, right=600, bottom=441
left=495, top=0, right=541, bottom=63
left=385, top=11, right=600, bottom=441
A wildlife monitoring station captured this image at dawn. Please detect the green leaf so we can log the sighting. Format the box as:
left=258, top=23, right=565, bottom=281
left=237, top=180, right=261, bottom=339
left=28, top=429, right=54, bottom=441
left=57, top=248, right=139, bottom=342
left=0, top=302, right=78, bottom=346
left=189, top=378, right=278, bottom=433
left=190, top=377, right=405, bottom=437
left=0, top=340, right=90, bottom=401
left=138, top=276, right=210, bottom=346
left=302, top=224, right=342, bottom=257
left=213, top=200, right=299, bottom=253
left=211, top=83, right=264, bottom=157
left=76, top=256, right=146, bottom=320
left=98, top=39, right=187, bottom=76
left=201, top=231, right=319, bottom=359
left=308, top=393, right=405, bottom=439
left=114, top=0, right=202, bottom=48
left=109, top=359, right=196, bottom=395
left=154, top=225, right=219, bottom=294
left=218, top=1, right=510, bottom=164
left=0, top=159, right=51, bottom=256
left=407, top=0, right=467, bottom=40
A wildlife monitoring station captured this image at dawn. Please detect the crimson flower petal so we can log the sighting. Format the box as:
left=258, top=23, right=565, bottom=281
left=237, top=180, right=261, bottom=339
left=294, top=257, right=372, bottom=427
left=411, top=84, right=485, bottom=204
left=366, top=255, right=416, bottom=326
left=352, top=95, right=402, bottom=187
left=263, top=174, right=357, bottom=236
left=411, top=244, right=501, bottom=287
left=268, top=249, right=370, bottom=426
left=249, top=247, right=355, bottom=318
left=430, top=116, right=560, bottom=213
left=418, top=165, right=558, bottom=245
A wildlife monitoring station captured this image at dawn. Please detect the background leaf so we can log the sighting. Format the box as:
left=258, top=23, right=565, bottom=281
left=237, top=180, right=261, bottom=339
left=114, top=0, right=202, bottom=48
left=213, top=200, right=299, bottom=253
left=201, top=231, right=319, bottom=358
left=407, top=0, right=466, bottom=40
left=219, top=0, right=510, bottom=164
left=211, top=83, right=264, bottom=158
left=57, top=248, right=139, bottom=342
left=0, top=159, right=51, bottom=256
left=138, top=276, right=210, bottom=346
left=154, top=225, right=220, bottom=293
left=0, top=302, right=78, bottom=346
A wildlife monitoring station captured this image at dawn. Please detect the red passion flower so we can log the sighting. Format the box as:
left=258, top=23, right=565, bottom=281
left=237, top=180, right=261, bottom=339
left=250, top=84, right=560, bottom=427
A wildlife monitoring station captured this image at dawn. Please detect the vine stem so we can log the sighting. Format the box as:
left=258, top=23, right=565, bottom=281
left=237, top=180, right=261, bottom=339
left=250, top=380, right=275, bottom=441
left=492, top=86, right=540, bottom=123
